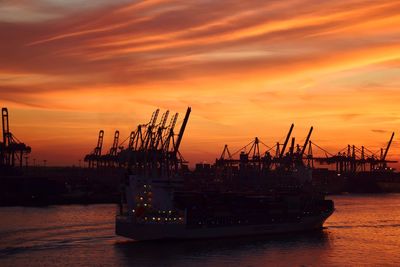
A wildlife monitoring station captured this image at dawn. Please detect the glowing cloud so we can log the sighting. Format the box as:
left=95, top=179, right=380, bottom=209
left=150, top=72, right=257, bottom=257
left=1, top=0, right=400, bottom=166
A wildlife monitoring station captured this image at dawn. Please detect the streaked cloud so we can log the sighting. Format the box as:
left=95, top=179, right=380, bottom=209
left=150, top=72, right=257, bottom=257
left=1, top=0, right=400, bottom=165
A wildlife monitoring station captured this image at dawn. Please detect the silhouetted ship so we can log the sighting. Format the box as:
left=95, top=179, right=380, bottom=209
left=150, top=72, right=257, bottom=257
left=115, top=108, right=334, bottom=241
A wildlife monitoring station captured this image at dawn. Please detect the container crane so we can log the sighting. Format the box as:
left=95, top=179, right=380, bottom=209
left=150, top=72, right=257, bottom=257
left=84, top=130, right=104, bottom=168
left=163, top=113, right=178, bottom=153
left=0, top=108, right=31, bottom=168
left=154, top=110, right=169, bottom=150
left=142, top=109, right=159, bottom=150
left=104, top=130, right=120, bottom=167
left=109, top=130, right=120, bottom=157
left=128, top=131, right=135, bottom=150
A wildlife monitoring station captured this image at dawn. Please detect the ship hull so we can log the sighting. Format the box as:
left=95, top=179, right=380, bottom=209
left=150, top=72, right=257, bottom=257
left=377, top=181, right=400, bottom=193
left=116, top=210, right=333, bottom=241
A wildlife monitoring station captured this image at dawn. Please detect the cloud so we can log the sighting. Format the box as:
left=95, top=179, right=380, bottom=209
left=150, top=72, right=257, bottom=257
left=1, top=0, right=400, bottom=166
left=0, top=0, right=399, bottom=88
left=372, top=129, right=390, bottom=133
left=339, top=113, right=361, bottom=121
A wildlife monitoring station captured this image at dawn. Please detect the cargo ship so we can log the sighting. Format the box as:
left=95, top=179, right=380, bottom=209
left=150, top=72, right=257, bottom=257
left=115, top=107, right=334, bottom=241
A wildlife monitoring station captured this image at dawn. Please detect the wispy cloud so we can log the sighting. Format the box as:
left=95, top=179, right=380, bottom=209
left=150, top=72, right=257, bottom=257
left=372, top=129, right=390, bottom=133
left=1, top=0, right=400, bottom=165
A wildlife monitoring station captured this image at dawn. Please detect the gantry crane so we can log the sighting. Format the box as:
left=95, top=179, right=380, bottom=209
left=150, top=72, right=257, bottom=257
left=102, top=130, right=120, bottom=167
left=309, top=132, right=396, bottom=173
left=84, top=130, right=104, bottom=168
left=114, top=107, right=190, bottom=177
left=0, top=108, right=31, bottom=168
left=215, top=124, right=314, bottom=175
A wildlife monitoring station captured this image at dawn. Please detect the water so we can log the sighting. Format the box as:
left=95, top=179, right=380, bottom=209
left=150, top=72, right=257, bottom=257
left=1, top=195, right=400, bottom=266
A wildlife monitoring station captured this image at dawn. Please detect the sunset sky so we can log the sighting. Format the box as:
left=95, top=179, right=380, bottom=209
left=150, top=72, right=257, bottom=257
left=1, top=0, right=400, bottom=167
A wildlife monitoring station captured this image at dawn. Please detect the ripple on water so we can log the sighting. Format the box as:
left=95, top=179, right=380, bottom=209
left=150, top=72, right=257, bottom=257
left=0, top=196, right=400, bottom=266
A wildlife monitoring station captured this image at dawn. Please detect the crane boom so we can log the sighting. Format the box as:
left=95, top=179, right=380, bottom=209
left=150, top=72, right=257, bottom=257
left=174, top=107, right=191, bottom=155
left=300, top=126, right=313, bottom=156
left=280, top=123, right=294, bottom=158
left=382, top=132, right=395, bottom=160
left=289, top=137, right=295, bottom=155
left=219, top=144, right=232, bottom=160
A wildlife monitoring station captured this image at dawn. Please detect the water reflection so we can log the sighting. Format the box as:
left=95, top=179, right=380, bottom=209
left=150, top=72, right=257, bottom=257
left=1, top=195, right=400, bottom=266
left=114, top=230, right=332, bottom=267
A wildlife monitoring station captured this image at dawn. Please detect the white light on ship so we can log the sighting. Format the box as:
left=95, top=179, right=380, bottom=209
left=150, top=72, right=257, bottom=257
left=144, top=203, right=148, bottom=207
left=132, top=209, right=135, bottom=213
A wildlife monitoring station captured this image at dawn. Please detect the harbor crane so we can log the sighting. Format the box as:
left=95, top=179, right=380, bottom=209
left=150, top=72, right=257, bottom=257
left=114, top=107, right=190, bottom=176
left=310, top=132, right=396, bottom=173
left=0, top=108, right=31, bottom=168
left=102, top=130, right=120, bottom=167
left=84, top=130, right=104, bottom=168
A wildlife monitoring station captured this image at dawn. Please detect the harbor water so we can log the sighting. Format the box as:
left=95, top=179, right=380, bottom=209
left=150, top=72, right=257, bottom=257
left=1, top=194, right=400, bottom=266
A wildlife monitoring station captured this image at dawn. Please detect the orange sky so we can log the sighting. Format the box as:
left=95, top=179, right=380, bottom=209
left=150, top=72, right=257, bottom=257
left=1, top=0, right=400, bottom=167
